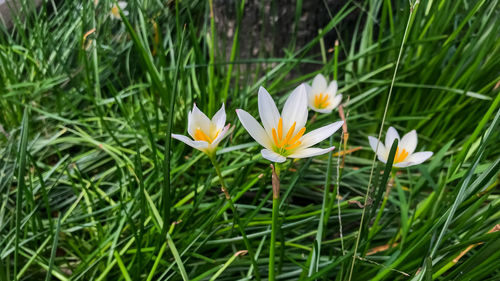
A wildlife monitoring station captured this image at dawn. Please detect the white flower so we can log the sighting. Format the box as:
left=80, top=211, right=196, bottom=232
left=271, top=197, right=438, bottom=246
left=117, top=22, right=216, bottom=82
left=110, top=1, right=128, bottom=20
left=236, top=85, right=344, bottom=163
left=172, top=103, right=231, bottom=155
left=305, top=74, right=342, bottom=113
left=368, top=127, right=433, bottom=168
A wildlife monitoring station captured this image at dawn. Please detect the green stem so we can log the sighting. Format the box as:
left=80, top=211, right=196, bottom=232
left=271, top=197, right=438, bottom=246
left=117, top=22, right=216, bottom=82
left=209, top=155, right=261, bottom=280
left=269, top=163, right=281, bottom=281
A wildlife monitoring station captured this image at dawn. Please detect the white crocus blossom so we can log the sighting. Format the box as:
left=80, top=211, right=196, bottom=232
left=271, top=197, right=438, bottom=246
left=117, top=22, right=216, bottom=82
left=110, top=1, right=128, bottom=20
left=368, top=127, right=433, bottom=168
left=305, top=74, right=342, bottom=113
left=172, top=103, right=231, bottom=156
left=236, top=84, right=344, bottom=163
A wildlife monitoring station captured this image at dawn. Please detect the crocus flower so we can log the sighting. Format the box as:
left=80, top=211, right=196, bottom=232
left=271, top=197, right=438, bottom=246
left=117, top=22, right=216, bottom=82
left=110, top=1, right=128, bottom=20
left=236, top=85, right=344, bottom=163
left=306, top=74, right=342, bottom=113
left=172, top=104, right=231, bottom=156
left=368, top=127, right=433, bottom=167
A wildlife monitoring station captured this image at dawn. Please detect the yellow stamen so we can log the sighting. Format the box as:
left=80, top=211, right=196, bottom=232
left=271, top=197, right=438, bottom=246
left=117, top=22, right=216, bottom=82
left=288, top=127, right=306, bottom=144
left=314, top=93, right=330, bottom=109
left=277, top=117, right=283, bottom=140
left=111, top=6, right=120, bottom=17
left=394, top=147, right=409, bottom=163
left=284, top=122, right=296, bottom=144
left=271, top=118, right=306, bottom=152
left=194, top=128, right=215, bottom=143
left=284, top=141, right=301, bottom=150
left=272, top=128, right=280, bottom=147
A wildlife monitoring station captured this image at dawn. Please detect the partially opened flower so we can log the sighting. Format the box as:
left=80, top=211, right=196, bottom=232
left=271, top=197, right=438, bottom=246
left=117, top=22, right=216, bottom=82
left=110, top=1, right=128, bottom=20
left=368, top=127, right=433, bottom=168
left=172, top=104, right=231, bottom=156
left=306, top=74, right=342, bottom=113
left=236, top=85, right=344, bottom=163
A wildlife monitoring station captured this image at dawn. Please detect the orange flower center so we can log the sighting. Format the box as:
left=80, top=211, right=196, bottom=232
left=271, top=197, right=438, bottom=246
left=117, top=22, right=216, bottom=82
left=393, top=147, right=409, bottom=163
left=111, top=6, right=120, bottom=17
left=194, top=128, right=219, bottom=143
left=271, top=117, right=306, bottom=152
left=314, top=93, right=330, bottom=109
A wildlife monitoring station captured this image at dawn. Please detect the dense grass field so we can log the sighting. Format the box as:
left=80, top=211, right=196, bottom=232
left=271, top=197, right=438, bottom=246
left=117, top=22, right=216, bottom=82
left=1, top=0, right=499, bottom=280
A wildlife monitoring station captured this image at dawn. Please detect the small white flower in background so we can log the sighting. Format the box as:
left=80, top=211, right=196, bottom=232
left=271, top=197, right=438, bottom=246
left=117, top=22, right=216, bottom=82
left=306, top=74, right=342, bottom=113
left=172, top=104, right=231, bottom=156
left=368, top=127, right=433, bottom=168
left=110, top=1, right=128, bottom=20
left=236, top=84, right=344, bottom=163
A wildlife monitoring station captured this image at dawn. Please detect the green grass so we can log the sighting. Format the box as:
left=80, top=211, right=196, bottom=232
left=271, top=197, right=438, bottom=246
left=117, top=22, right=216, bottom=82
left=1, top=0, right=499, bottom=280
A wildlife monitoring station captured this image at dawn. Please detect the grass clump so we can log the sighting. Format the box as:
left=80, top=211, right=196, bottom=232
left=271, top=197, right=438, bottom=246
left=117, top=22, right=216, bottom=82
left=0, top=0, right=499, bottom=280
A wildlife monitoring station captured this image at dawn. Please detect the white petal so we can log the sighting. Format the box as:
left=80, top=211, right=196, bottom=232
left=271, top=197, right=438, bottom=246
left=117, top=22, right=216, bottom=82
left=118, top=2, right=128, bottom=9
left=312, top=74, right=327, bottom=93
left=261, top=149, right=286, bottom=163
left=236, top=109, right=272, bottom=149
left=326, top=81, right=338, bottom=96
left=258, top=87, right=281, bottom=135
left=405, top=151, right=433, bottom=166
left=385, top=126, right=400, bottom=149
left=281, top=84, right=308, bottom=135
left=327, top=94, right=342, bottom=110
left=211, top=103, right=226, bottom=131
left=368, top=136, right=387, bottom=161
left=306, top=84, right=316, bottom=108
left=394, top=161, right=413, bottom=168
left=191, top=103, right=211, bottom=131
left=171, top=134, right=208, bottom=150
left=400, top=130, right=417, bottom=155
left=211, top=124, right=231, bottom=147
left=300, top=121, right=344, bottom=148
left=288, top=146, right=335, bottom=158
left=310, top=107, right=333, bottom=114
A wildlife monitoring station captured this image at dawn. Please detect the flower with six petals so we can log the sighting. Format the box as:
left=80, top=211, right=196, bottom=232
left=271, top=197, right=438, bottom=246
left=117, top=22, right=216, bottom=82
left=110, top=1, right=129, bottom=20
left=305, top=74, right=342, bottom=113
left=172, top=104, right=231, bottom=156
left=236, top=85, right=344, bottom=163
left=368, top=127, right=433, bottom=167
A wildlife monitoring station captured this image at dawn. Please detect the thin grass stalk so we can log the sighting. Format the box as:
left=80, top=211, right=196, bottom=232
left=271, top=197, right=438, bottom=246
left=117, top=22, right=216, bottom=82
left=14, top=108, right=29, bottom=281
left=347, top=2, right=419, bottom=280
left=209, top=155, right=261, bottom=280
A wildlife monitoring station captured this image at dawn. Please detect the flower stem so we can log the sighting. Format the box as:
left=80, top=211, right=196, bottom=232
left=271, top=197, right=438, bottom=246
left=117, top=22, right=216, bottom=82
left=209, top=155, right=261, bottom=281
left=269, top=164, right=281, bottom=281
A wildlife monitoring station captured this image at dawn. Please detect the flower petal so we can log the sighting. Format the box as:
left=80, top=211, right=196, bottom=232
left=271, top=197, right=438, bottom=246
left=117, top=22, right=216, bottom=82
left=385, top=126, right=400, bottom=149
left=190, top=103, right=211, bottom=135
left=211, top=103, right=226, bottom=131
left=288, top=146, right=335, bottom=158
left=211, top=124, right=231, bottom=147
left=281, top=84, right=308, bottom=135
left=118, top=1, right=128, bottom=9
left=171, top=134, right=208, bottom=150
left=300, top=121, right=344, bottom=148
left=236, top=109, right=272, bottom=149
left=327, top=94, right=342, bottom=110
left=261, top=149, right=286, bottom=163
left=394, top=161, right=414, bottom=168
left=257, top=86, right=281, bottom=136
left=400, top=130, right=417, bottom=155
left=326, top=80, right=338, bottom=96
left=405, top=151, right=433, bottom=166
left=368, top=136, right=387, bottom=161
left=310, top=107, right=333, bottom=114
left=312, top=74, right=327, bottom=93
